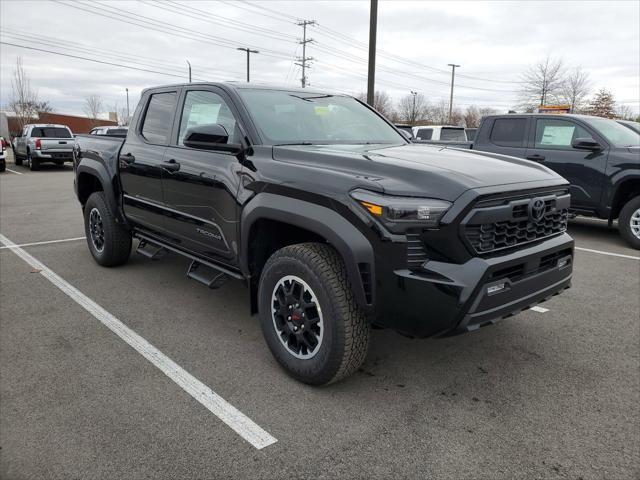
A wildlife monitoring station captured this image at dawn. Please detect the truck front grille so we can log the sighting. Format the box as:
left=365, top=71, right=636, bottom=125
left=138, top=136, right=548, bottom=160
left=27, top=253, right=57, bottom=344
left=463, top=189, right=570, bottom=255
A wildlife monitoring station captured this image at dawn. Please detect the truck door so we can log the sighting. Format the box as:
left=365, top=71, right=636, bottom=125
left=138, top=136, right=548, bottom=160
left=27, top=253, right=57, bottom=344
left=161, top=87, right=244, bottom=266
left=119, top=89, right=178, bottom=232
left=525, top=117, right=607, bottom=211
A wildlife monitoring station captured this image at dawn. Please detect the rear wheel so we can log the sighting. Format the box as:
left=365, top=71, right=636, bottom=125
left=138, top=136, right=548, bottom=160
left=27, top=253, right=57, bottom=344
left=619, top=196, right=640, bottom=249
left=84, top=192, right=132, bottom=266
left=27, top=151, right=39, bottom=171
left=14, top=152, right=22, bottom=166
left=258, top=243, right=369, bottom=385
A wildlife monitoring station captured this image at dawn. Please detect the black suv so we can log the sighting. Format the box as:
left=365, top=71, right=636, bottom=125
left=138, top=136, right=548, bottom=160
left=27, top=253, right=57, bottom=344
left=73, top=83, right=574, bottom=384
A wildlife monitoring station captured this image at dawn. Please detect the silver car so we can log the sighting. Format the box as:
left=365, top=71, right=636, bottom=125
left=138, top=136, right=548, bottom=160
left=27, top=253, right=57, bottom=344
left=14, top=123, right=74, bottom=171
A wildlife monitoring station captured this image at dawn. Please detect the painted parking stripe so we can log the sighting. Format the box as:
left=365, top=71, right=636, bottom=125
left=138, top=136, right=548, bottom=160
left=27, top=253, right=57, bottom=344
left=531, top=306, right=549, bottom=313
left=575, top=247, right=640, bottom=261
left=0, top=236, right=86, bottom=250
left=5, top=168, right=23, bottom=175
left=0, top=233, right=277, bottom=450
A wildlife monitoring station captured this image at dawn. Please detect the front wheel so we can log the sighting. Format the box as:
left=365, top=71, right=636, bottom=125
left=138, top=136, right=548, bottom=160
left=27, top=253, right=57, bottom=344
left=619, top=196, right=640, bottom=249
left=258, top=243, right=369, bottom=385
left=84, top=192, right=132, bottom=266
left=27, top=152, right=39, bottom=171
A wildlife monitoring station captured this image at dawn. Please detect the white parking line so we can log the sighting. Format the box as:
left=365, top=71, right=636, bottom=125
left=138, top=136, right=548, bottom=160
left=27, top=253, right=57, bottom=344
left=531, top=306, right=549, bottom=313
left=0, top=236, right=86, bottom=250
left=575, top=247, right=640, bottom=261
left=5, top=168, right=23, bottom=175
left=0, top=233, right=277, bottom=450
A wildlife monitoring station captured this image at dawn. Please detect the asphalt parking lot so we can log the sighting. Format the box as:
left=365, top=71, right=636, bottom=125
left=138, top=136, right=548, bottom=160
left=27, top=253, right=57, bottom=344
left=1, top=159, right=638, bottom=480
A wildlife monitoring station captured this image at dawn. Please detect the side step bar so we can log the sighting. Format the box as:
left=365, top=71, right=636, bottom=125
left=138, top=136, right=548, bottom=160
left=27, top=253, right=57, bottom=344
left=133, top=231, right=244, bottom=289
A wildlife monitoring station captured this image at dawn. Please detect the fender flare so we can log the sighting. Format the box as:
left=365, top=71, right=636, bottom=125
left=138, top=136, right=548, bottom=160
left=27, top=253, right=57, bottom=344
left=240, top=193, right=375, bottom=312
left=76, top=160, right=124, bottom=222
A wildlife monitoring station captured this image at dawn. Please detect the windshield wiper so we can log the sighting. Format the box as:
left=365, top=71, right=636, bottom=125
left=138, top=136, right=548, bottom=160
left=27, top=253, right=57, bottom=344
left=274, top=142, right=315, bottom=146
left=288, top=94, right=334, bottom=102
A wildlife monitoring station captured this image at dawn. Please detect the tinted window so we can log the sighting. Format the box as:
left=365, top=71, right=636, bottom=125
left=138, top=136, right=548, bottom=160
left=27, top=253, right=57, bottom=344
left=141, top=92, right=177, bottom=144
left=416, top=128, right=433, bottom=140
left=178, top=90, right=239, bottom=146
left=465, top=128, right=477, bottom=141
left=535, top=119, right=591, bottom=150
left=583, top=116, right=640, bottom=147
left=440, top=128, right=466, bottom=141
left=106, top=128, right=128, bottom=137
left=490, top=118, right=526, bottom=147
left=30, top=127, right=72, bottom=138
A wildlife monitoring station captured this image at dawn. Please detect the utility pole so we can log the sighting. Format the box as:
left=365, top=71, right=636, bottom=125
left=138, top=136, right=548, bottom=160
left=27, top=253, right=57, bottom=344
left=237, top=47, right=259, bottom=82
left=125, top=88, right=129, bottom=121
left=366, top=0, right=378, bottom=106
left=447, top=63, right=460, bottom=124
left=410, top=90, right=417, bottom=124
left=186, top=60, right=192, bottom=83
left=296, top=20, right=316, bottom=88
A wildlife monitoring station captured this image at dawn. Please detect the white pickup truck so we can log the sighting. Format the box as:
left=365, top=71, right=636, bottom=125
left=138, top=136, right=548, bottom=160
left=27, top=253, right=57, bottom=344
left=412, top=125, right=468, bottom=142
left=14, top=123, right=74, bottom=171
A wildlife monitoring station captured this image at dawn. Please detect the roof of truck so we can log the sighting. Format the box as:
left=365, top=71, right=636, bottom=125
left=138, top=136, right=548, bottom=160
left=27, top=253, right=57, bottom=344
left=142, top=82, right=342, bottom=96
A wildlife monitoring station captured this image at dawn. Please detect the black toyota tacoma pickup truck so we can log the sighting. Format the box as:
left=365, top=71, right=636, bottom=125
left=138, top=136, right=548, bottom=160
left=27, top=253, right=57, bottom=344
left=73, top=83, right=574, bottom=385
left=470, top=114, right=640, bottom=248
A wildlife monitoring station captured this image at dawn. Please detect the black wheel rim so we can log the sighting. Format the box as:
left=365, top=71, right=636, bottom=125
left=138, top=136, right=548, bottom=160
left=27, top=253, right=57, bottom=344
left=89, top=207, right=105, bottom=253
left=271, top=275, right=324, bottom=359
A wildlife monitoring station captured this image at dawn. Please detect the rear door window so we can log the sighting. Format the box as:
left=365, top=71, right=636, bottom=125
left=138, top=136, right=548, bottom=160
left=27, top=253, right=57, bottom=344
left=141, top=92, right=177, bottom=144
left=490, top=118, right=527, bottom=147
left=440, top=128, right=466, bottom=141
left=416, top=128, right=433, bottom=140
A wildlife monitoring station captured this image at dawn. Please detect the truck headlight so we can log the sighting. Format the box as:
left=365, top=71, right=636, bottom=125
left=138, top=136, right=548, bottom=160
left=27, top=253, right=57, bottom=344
left=351, top=189, right=451, bottom=232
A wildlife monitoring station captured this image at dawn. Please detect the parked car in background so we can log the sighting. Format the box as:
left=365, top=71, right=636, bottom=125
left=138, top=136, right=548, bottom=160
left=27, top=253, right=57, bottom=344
left=413, top=125, right=467, bottom=142
left=0, top=137, right=6, bottom=172
left=617, top=119, right=640, bottom=134
left=73, top=82, right=574, bottom=384
left=465, top=127, right=478, bottom=141
left=13, top=124, right=74, bottom=170
left=471, top=114, right=640, bottom=248
left=394, top=124, right=414, bottom=138
left=89, top=125, right=129, bottom=137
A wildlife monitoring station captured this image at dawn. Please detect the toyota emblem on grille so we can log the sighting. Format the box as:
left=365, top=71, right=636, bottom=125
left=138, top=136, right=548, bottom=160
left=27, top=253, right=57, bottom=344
left=528, top=198, right=546, bottom=223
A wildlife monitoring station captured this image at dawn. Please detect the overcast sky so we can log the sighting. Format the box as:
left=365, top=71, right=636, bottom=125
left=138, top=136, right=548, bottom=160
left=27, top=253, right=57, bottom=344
left=1, top=0, right=638, bottom=117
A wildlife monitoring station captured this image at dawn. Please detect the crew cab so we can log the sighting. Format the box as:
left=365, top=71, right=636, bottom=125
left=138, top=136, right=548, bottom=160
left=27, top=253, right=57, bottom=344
left=413, top=125, right=468, bottom=142
left=73, top=83, right=574, bottom=384
left=14, top=123, right=74, bottom=170
left=472, top=114, right=640, bottom=248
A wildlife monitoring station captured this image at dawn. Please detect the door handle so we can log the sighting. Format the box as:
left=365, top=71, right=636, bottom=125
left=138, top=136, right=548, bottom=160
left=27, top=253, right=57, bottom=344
left=162, top=159, right=181, bottom=172
left=526, top=154, right=545, bottom=161
left=120, top=153, right=135, bottom=164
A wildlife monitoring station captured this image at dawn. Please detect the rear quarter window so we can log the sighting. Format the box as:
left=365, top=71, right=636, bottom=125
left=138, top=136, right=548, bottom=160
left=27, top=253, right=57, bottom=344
left=416, top=128, right=433, bottom=140
left=490, top=118, right=527, bottom=147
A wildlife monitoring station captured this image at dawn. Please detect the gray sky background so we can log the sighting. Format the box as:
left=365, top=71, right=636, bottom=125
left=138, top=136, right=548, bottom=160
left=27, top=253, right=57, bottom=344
left=1, top=0, right=638, bottom=117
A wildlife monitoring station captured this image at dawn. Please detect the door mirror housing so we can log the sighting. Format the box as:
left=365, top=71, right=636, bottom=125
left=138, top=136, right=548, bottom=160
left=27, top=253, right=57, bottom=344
left=572, top=137, right=602, bottom=151
left=183, top=124, right=242, bottom=154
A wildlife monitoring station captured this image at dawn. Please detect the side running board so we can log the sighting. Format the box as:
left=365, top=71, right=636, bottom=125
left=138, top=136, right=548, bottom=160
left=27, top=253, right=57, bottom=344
left=187, top=260, right=229, bottom=289
left=136, top=239, right=167, bottom=260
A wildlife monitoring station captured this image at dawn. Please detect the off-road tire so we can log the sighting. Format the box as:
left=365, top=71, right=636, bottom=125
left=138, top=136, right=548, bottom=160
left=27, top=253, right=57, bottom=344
left=619, top=196, right=640, bottom=250
left=84, top=192, right=132, bottom=266
left=258, top=243, right=369, bottom=385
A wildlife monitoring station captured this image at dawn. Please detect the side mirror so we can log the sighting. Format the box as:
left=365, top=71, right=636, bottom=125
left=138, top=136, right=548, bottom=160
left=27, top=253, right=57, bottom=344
left=399, top=129, right=413, bottom=141
left=183, top=124, right=242, bottom=154
left=572, top=137, right=602, bottom=151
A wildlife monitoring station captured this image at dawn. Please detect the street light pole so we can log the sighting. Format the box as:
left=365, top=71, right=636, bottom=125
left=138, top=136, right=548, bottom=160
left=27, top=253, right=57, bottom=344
left=447, top=63, right=460, bottom=124
left=410, top=90, right=417, bottom=124
left=186, top=60, right=192, bottom=83
left=237, top=47, right=259, bottom=82
left=125, top=88, right=129, bottom=121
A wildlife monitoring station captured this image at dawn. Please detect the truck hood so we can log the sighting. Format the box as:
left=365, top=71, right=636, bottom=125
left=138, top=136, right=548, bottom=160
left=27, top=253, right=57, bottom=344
left=272, top=143, right=565, bottom=201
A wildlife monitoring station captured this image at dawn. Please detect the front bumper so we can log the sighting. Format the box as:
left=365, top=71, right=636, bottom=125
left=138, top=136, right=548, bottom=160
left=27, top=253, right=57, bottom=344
left=374, top=233, right=574, bottom=338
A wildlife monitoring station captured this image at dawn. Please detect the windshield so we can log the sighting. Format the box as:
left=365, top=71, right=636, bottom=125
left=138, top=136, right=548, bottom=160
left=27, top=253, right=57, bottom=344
left=440, top=128, right=466, bottom=141
left=30, top=127, right=72, bottom=138
left=582, top=117, right=640, bottom=147
left=238, top=89, right=405, bottom=145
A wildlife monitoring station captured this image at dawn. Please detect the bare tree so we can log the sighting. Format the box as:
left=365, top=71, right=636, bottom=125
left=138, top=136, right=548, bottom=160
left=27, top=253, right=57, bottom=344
left=8, top=57, right=41, bottom=130
left=427, top=99, right=451, bottom=125
left=479, top=107, right=498, bottom=117
left=357, top=91, right=395, bottom=119
left=84, top=95, right=104, bottom=125
left=561, top=66, right=591, bottom=113
left=463, top=106, right=481, bottom=128
left=519, top=55, right=566, bottom=108
left=397, top=92, right=429, bottom=125
left=614, top=104, right=634, bottom=120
